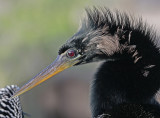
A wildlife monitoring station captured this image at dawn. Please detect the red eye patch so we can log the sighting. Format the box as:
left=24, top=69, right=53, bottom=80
left=67, top=49, right=77, bottom=58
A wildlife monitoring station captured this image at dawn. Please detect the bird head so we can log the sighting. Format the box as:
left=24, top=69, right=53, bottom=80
left=12, top=8, right=123, bottom=97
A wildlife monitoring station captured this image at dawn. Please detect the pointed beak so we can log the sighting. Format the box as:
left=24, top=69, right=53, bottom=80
left=12, top=54, right=81, bottom=98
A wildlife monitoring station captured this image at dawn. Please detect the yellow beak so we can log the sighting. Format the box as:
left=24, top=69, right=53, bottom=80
left=12, top=54, right=81, bottom=98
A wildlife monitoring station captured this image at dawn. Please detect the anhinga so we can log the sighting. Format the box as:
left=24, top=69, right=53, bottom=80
left=12, top=7, right=160, bottom=117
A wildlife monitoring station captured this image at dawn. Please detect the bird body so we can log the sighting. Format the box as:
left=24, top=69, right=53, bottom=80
left=92, top=60, right=160, bottom=118
left=74, top=8, right=160, bottom=118
left=83, top=8, right=160, bottom=117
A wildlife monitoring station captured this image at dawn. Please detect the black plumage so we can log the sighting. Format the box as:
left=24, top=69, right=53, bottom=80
left=59, top=7, right=160, bottom=118
left=12, top=7, right=160, bottom=118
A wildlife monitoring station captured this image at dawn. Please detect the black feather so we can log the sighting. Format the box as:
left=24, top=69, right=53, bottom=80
left=82, top=8, right=160, bottom=117
left=59, top=7, right=160, bottom=118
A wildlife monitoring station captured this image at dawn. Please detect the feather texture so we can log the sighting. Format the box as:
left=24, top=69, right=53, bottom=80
left=0, top=85, right=24, bottom=118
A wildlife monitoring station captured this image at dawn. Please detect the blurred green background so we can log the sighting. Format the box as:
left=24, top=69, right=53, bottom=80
left=0, top=0, right=86, bottom=87
left=0, top=0, right=160, bottom=118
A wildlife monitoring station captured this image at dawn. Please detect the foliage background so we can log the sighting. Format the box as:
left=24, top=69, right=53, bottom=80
left=0, top=0, right=160, bottom=117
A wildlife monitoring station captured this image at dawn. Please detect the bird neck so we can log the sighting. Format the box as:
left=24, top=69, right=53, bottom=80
left=90, top=34, right=160, bottom=117
left=105, top=29, right=160, bottom=100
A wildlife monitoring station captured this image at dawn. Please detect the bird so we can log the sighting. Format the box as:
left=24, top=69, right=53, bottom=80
left=0, top=85, right=24, bottom=118
left=12, top=7, right=160, bottom=118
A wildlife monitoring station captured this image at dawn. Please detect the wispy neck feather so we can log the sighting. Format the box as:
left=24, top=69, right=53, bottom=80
left=88, top=7, right=160, bottom=117
left=81, top=7, right=160, bottom=66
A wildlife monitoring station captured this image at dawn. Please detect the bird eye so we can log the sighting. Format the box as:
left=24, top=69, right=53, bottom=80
left=66, top=49, right=77, bottom=58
